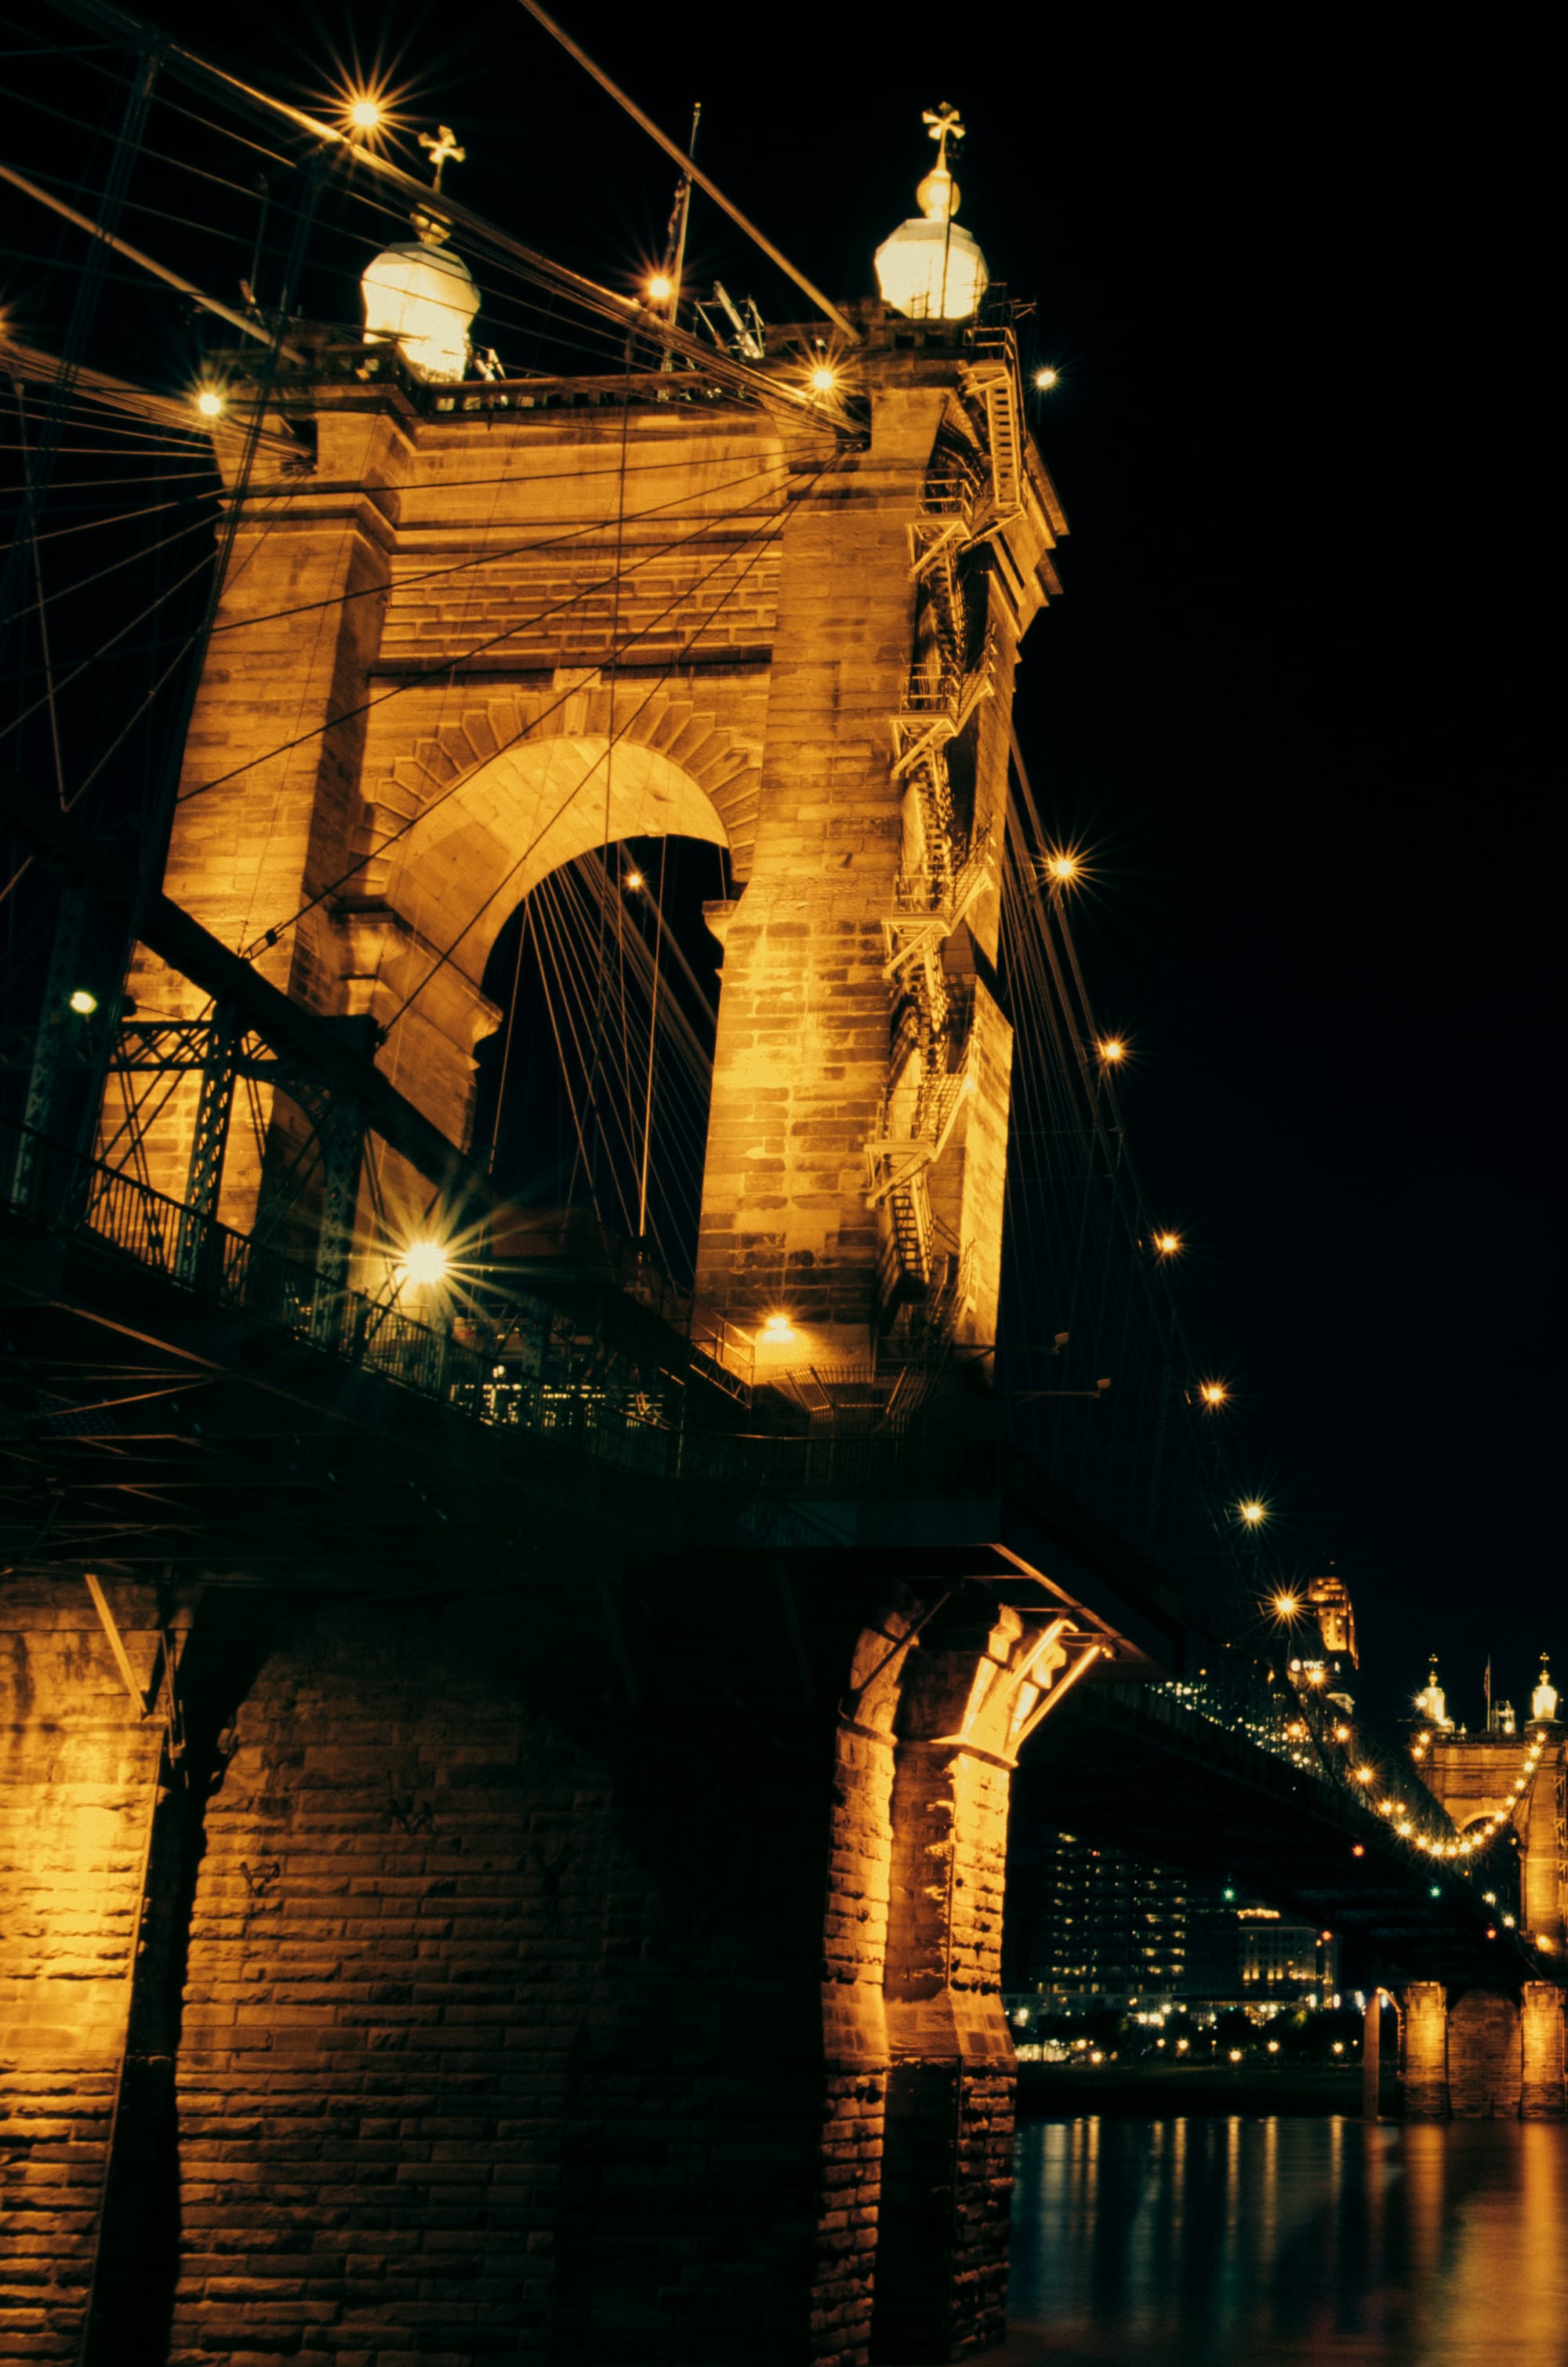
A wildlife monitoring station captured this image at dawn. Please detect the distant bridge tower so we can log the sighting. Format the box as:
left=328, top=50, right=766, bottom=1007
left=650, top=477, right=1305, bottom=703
left=125, top=200, right=1065, bottom=1385
left=1418, top=1672, right=1566, bottom=1949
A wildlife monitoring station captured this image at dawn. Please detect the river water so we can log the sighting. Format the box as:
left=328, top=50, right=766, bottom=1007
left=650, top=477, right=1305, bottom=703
left=1008, top=2117, right=1568, bottom=2364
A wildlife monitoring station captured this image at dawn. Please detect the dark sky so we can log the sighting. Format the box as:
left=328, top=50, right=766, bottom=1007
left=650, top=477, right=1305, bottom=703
left=27, top=0, right=1563, bottom=1719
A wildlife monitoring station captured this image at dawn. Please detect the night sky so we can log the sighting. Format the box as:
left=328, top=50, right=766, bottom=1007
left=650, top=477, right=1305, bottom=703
left=34, top=0, right=1565, bottom=1720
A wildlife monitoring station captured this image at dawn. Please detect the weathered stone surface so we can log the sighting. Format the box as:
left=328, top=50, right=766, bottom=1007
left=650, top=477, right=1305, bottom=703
left=1400, top=1980, right=1450, bottom=2120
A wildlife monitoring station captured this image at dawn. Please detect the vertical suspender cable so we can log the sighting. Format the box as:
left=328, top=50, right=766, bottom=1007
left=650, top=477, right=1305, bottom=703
left=637, top=835, right=667, bottom=1243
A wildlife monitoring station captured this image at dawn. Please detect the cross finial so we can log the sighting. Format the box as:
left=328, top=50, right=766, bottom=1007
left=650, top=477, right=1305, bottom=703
left=923, top=103, right=965, bottom=171
left=419, top=125, right=466, bottom=191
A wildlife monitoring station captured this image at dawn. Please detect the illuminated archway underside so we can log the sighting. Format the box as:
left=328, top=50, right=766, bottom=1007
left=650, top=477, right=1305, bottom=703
left=374, top=734, right=731, bottom=991
left=325, top=688, right=751, bottom=1153
left=339, top=691, right=762, bottom=1013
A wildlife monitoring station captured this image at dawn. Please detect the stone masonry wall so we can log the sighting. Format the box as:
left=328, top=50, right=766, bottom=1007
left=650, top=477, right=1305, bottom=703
left=3, top=1571, right=1029, bottom=2365
left=695, top=389, right=946, bottom=1334
left=812, top=1623, right=907, bottom=2367
left=0, top=1578, right=164, bottom=2363
left=873, top=1619, right=1022, bottom=2363
left=378, top=535, right=781, bottom=675
left=77, top=1580, right=855, bottom=2367
left=1400, top=1980, right=1450, bottom=2119
left=1448, top=1991, right=1522, bottom=2119
left=1520, top=1982, right=1566, bottom=2118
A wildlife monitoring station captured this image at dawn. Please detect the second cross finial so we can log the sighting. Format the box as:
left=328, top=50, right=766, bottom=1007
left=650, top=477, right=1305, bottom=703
left=923, top=102, right=965, bottom=170
left=419, top=125, right=467, bottom=191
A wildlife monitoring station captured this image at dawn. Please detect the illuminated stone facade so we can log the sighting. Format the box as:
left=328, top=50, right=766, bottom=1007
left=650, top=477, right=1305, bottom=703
left=0, top=1583, right=165, bottom=2358
left=1388, top=1979, right=1568, bottom=2123
left=2, top=1568, right=1084, bottom=2365
left=1420, top=1728, right=1568, bottom=1948
left=130, top=314, right=1064, bottom=1367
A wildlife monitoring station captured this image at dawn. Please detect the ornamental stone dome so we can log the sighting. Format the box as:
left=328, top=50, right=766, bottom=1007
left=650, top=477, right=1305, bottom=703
left=874, top=105, right=989, bottom=321
left=361, top=210, right=479, bottom=384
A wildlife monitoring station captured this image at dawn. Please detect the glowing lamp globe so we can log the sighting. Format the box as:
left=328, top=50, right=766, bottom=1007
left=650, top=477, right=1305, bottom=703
left=361, top=212, right=479, bottom=385
left=402, top=1240, right=449, bottom=1288
left=874, top=161, right=989, bottom=321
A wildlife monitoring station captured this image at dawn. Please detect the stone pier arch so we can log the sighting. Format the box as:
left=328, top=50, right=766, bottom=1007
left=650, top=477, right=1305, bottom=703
left=818, top=1590, right=1105, bottom=2364
left=335, top=679, right=758, bottom=1153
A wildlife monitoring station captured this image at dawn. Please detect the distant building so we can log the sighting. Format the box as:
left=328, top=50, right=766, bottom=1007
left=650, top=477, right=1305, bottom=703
left=1306, top=1571, right=1357, bottom=1665
left=1002, top=1833, right=1186, bottom=2006
left=1237, top=1908, right=1339, bottom=1998
left=1004, top=1834, right=1338, bottom=2013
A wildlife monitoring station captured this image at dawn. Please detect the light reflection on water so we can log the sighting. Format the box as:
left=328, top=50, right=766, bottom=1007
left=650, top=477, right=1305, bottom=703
left=1010, top=2117, right=1568, bottom=2363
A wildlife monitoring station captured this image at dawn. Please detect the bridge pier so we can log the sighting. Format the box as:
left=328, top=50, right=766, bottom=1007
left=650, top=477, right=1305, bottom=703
left=1361, top=1990, right=1395, bottom=2119
left=2, top=1570, right=1058, bottom=2366
left=1399, top=1981, right=1450, bottom=2119
left=1395, top=1982, right=1567, bottom=2122
left=1520, top=1983, right=1566, bottom=2118
left=1449, top=1991, right=1522, bottom=2118
left=0, top=1580, right=167, bottom=2353
left=873, top=1614, right=1021, bottom=2365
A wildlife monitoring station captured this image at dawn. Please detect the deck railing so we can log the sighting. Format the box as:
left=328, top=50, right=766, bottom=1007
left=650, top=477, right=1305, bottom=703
left=0, top=1113, right=935, bottom=1494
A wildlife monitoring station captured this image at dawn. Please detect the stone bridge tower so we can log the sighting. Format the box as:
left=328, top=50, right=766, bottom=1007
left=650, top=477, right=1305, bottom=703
left=129, top=270, right=1064, bottom=1386
left=1374, top=1675, right=1568, bottom=2127
left=1417, top=1704, right=1567, bottom=1948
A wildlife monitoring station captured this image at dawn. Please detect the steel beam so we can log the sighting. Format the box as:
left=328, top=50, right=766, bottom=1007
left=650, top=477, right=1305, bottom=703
left=3, top=778, right=475, bottom=1202
left=174, top=1005, right=238, bottom=1286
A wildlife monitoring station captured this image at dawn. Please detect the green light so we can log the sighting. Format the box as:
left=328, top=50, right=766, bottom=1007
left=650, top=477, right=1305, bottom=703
left=68, top=989, right=98, bottom=1016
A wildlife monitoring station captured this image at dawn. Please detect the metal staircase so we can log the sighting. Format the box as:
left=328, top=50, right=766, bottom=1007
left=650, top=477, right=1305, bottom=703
left=961, top=326, right=1027, bottom=531
left=866, top=333, right=1029, bottom=1333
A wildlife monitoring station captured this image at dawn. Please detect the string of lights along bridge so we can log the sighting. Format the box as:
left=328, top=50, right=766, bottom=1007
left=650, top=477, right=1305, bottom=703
left=2, top=11, right=1563, bottom=2367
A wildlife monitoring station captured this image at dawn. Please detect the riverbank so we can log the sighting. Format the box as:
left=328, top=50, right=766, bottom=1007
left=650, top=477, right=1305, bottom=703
left=1017, top=2060, right=1367, bottom=2116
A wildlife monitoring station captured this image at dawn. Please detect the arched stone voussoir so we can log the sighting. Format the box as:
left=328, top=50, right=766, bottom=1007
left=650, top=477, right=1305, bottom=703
left=328, top=682, right=765, bottom=1023
left=363, top=682, right=761, bottom=908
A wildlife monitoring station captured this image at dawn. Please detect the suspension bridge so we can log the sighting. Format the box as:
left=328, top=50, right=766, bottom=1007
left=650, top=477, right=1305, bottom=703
left=1, top=8, right=1563, bottom=2365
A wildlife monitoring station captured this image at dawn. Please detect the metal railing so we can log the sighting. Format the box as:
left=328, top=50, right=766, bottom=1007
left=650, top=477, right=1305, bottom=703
left=891, top=823, right=992, bottom=919
left=0, top=1115, right=855, bottom=1489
